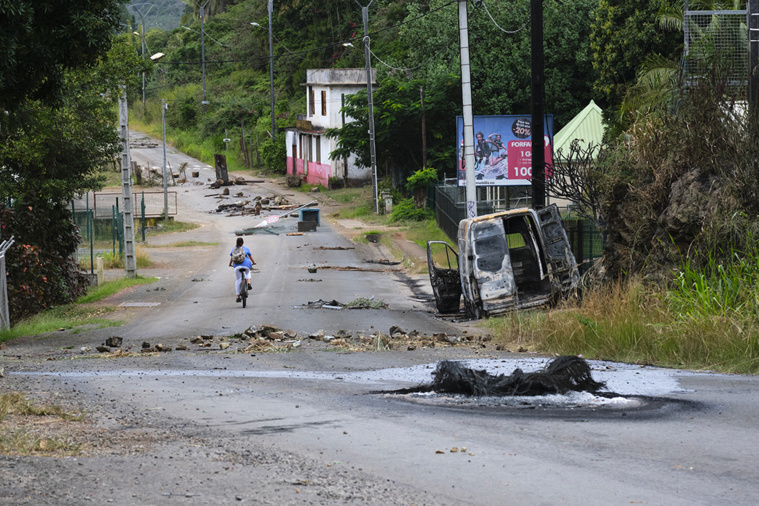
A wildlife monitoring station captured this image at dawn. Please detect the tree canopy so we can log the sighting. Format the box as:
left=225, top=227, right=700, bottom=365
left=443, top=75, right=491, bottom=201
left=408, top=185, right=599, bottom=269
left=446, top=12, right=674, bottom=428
left=0, top=0, right=125, bottom=112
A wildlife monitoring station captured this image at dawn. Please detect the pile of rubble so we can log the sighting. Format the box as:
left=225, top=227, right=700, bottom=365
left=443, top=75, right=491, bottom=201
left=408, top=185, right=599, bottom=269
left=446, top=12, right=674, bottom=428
left=213, top=194, right=296, bottom=216
left=87, top=324, right=500, bottom=357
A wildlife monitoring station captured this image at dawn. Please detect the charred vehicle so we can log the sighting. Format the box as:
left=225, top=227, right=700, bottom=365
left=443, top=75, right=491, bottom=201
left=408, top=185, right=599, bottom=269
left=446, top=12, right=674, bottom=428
left=427, top=204, right=579, bottom=319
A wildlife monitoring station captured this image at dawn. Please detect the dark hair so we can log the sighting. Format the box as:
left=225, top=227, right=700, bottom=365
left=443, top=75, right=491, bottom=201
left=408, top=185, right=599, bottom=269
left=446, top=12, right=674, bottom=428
left=236, top=237, right=244, bottom=247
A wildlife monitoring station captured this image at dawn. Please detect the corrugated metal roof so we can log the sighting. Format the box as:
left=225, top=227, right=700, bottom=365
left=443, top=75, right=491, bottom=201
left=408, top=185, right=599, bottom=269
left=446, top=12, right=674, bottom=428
left=553, top=100, right=605, bottom=157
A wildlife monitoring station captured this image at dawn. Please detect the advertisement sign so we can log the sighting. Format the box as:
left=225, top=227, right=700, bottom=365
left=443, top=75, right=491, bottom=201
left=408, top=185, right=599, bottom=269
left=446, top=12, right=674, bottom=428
left=456, top=115, right=553, bottom=187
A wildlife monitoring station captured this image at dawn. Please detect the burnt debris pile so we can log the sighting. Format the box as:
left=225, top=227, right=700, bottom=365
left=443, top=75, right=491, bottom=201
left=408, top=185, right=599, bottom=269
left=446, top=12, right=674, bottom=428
left=403, top=356, right=606, bottom=397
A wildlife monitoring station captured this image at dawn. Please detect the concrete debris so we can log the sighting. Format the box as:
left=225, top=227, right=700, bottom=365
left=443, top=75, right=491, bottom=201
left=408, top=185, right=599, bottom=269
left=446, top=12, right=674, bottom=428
left=294, top=298, right=387, bottom=310
left=364, top=259, right=402, bottom=266
left=309, top=329, right=326, bottom=340
left=317, top=265, right=401, bottom=273
left=104, top=336, right=123, bottom=348
left=294, top=299, right=344, bottom=309
left=389, top=326, right=405, bottom=337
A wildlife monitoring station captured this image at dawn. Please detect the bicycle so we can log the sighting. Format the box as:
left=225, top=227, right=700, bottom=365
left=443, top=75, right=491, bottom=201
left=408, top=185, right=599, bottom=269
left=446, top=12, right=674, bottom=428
left=234, top=265, right=250, bottom=308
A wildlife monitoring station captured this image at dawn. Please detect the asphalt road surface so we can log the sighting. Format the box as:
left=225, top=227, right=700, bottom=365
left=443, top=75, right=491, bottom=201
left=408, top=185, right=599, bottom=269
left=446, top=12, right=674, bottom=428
left=1, top=134, right=758, bottom=505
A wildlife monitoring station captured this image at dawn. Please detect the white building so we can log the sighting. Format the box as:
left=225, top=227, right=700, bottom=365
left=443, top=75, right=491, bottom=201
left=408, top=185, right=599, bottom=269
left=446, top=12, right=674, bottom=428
left=285, top=68, right=376, bottom=187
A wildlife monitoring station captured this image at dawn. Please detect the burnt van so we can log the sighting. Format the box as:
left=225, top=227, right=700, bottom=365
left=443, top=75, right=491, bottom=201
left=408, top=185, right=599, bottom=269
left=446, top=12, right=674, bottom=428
left=427, top=204, right=579, bottom=319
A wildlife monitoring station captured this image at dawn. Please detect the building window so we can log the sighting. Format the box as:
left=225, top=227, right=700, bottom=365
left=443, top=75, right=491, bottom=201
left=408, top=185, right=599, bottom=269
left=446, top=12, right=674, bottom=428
left=309, top=87, right=315, bottom=116
left=321, top=90, right=327, bottom=116
left=315, top=136, right=321, bottom=164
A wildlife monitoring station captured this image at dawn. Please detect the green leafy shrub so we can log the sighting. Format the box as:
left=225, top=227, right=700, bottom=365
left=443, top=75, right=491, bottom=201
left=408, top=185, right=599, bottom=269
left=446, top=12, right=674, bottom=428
left=261, top=135, right=286, bottom=174
left=390, top=198, right=433, bottom=222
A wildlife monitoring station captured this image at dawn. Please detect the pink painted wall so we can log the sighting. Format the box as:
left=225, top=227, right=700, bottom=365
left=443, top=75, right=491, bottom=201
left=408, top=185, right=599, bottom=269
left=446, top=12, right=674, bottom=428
left=287, top=157, right=331, bottom=187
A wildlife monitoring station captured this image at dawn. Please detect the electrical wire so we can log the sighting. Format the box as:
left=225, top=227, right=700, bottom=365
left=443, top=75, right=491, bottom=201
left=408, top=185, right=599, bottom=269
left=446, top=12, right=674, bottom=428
left=480, top=0, right=530, bottom=35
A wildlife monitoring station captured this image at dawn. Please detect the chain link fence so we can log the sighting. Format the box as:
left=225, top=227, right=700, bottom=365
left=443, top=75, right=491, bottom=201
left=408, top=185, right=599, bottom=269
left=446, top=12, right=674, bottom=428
left=684, top=5, right=748, bottom=91
left=72, top=191, right=178, bottom=273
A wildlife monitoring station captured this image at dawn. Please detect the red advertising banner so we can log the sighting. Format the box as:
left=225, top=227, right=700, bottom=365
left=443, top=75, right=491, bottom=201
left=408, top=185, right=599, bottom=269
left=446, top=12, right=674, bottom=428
left=456, top=115, right=553, bottom=187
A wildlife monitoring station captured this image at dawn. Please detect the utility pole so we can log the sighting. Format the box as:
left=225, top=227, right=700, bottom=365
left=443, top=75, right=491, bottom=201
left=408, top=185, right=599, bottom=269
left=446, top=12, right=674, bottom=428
left=268, top=0, right=276, bottom=137
left=119, top=86, right=137, bottom=278
left=458, top=0, right=477, bottom=218
left=200, top=0, right=210, bottom=112
left=530, top=0, right=546, bottom=209
left=162, top=99, right=169, bottom=220
left=357, top=0, right=379, bottom=214
left=421, top=86, right=427, bottom=169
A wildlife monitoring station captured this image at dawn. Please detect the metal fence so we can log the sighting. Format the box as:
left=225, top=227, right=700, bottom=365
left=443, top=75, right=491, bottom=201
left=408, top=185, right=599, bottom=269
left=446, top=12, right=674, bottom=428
left=72, top=191, right=177, bottom=273
left=684, top=5, right=748, bottom=90
left=72, top=190, right=178, bottom=220
left=433, top=183, right=603, bottom=274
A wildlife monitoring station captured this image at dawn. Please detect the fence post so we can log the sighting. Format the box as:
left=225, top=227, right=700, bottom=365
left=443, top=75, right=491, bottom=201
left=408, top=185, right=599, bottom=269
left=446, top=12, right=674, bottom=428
left=141, top=191, right=146, bottom=242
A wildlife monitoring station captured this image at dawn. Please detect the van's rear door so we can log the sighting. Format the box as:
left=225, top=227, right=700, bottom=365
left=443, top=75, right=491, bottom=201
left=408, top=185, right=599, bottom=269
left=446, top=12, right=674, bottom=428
left=536, top=205, right=579, bottom=292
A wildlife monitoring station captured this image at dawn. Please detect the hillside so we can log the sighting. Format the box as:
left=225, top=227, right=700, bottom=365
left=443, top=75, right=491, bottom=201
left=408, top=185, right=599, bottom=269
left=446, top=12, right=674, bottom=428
left=126, top=0, right=188, bottom=31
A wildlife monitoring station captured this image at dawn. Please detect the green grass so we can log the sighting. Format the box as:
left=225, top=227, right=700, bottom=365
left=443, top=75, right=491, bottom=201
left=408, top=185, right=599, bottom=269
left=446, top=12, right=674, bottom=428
left=0, top=277, right=157, bottom=343
left=326, top=187, right=369, bottom=205
left=145, top=220, right=201, bottom=236
left=76, top=276, right=157, bottom=304
left=402, top=219, right=454, bottom=249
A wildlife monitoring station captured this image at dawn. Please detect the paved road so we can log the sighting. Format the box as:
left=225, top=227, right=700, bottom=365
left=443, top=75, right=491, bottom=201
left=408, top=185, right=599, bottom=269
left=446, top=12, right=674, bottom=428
left=1, top=136, right=758, bottom=505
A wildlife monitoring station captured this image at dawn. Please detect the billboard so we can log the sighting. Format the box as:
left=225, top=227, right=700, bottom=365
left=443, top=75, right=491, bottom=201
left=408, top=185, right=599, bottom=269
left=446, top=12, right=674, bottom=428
left=456, top=115, right=553, bottom=187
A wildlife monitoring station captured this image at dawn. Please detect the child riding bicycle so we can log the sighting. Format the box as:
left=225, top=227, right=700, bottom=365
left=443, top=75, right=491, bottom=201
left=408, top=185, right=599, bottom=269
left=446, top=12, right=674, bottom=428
left=229, top=237, right=256, bottom=303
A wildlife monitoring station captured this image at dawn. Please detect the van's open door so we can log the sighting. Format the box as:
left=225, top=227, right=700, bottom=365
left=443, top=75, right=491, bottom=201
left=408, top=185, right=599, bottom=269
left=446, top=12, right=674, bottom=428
left=426, top=241, right=461, bottom=314
left=536, top=205, right=580, bottom=293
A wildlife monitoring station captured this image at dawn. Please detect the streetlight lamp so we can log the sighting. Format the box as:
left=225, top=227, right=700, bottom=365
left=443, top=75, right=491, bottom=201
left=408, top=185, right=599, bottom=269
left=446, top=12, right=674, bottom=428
left=129, top=4, right=154, bottom=109
left=251, top=0, right=276, bottom=138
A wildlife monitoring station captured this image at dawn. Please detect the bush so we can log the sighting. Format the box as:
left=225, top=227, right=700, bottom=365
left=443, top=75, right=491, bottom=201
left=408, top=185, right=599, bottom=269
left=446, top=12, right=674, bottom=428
left=260, top=135, right=286, bottom=174
left=1, top=204, right=89, bottom=321
left=390, top=198, right=433, bottom=222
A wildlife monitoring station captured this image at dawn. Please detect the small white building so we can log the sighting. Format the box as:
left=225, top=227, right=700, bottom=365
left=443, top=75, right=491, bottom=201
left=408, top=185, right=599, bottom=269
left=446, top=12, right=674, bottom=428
left=285, top=68, right=376, bottom=187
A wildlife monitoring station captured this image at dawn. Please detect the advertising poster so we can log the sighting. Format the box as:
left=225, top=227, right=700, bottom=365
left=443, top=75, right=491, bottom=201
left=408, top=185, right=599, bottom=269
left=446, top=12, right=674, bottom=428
left=456, top=115, right=553, bottom=187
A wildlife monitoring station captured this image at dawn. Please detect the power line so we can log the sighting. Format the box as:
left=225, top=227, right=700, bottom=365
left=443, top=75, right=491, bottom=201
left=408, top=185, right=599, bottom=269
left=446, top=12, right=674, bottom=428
left=480, top=0, right=530, bottom=34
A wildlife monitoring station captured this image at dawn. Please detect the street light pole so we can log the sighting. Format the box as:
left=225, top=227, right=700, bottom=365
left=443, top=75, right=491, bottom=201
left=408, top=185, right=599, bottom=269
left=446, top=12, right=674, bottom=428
left=162, top=99, right=169, bottom=220
left=131, top=6, right=148, bottom=109
left=251, top=5, right=276, bottom=139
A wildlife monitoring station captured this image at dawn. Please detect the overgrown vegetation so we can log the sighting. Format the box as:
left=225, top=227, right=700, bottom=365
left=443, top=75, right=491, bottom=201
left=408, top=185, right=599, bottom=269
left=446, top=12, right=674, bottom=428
left=489, top=250, right=759, bottom=374
left=0, top=392, right=85, bottom=456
